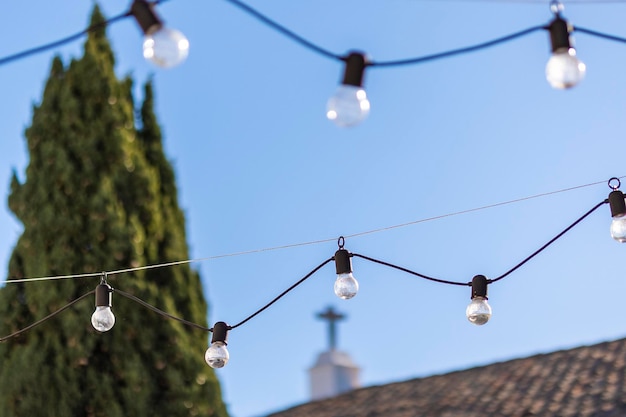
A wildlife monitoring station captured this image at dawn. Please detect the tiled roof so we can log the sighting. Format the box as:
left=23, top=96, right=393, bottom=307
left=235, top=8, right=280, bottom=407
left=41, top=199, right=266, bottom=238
left=265, top=337, right=626, bottom=417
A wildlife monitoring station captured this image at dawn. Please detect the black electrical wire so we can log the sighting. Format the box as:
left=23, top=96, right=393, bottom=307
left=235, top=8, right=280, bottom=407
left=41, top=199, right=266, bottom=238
left=574, top=26, right=626, bottom=44
left=351, top=201, right=607, bottom=287
left=0, top=12, right=130, bottom=67
left=223, top=0, right=548, bottom=67
left=490, top=200, right=607, bottom=283
left=351, top=253, right=471, bottom=286
left=114, top=288, right=212, bottom=332
left=222, top=0, right=344, bottom=61
left=229, top=257, right=334, bottom=330
left=0, top=290, right=94, bottom=342
left=368, top=25, right=546, bottom=67
left=0, top=0, right=172, bottom=67
left=3, top=0, right=626, bottom=73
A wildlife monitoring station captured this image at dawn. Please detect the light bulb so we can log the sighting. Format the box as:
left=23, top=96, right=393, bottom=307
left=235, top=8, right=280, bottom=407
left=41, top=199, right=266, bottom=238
left=143, top=27, right=189, bottom=68
left=131, top=0, right=189, bottom=68
left=608, top=185, right=626, bottom=242
left=207, top=321, right=230, bottom=369
left=467, top=275, right=491, bottom=326
left=466, top=297, right=492, bottom=326
left=545, top=48, right=586, bottom=89
left=326, top=85, right=370, bottom=127
left=327, top=52, right=369, bottom=127
left=333, top=243, right=358, bottom=299
left=334, top=272, right=359, bottom=300
left=91, top=306, right=115, bottom=332
left=205, top=341, right=230, bottom=369
left=611, top=214, right=626, bottom=242
left=92, top=282, right=115, bottom=332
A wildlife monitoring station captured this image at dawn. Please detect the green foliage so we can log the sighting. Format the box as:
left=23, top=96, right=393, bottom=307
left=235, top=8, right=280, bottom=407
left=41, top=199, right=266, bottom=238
left=0, top=6, right=228, bottom=417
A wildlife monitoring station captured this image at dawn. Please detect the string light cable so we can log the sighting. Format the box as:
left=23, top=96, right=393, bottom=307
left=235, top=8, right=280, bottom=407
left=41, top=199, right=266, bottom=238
left=2, top=175, right=622, bottom=286
left=1, top=178, right=624, bottom=369
left=2, top=0, right=626, bottom=126
left=221, top=0, right=626, bottom=67
left=0, top=290, right=95, bottom=342
left=0, top=0, right=188, bottom=69
left=224, top=0, right=626, bottom=125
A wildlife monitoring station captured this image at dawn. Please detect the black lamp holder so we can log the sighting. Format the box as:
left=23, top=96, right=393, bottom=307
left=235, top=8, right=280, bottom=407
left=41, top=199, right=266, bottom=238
left=131, top=0, right=163, bottom=35
left=95, top=283, right=113, bottom=308
left=548, top=15, right=573, bottom=52
left=470, top=275, right=489, bottom=300
left=341, top=52, right=367, bottom=87
left=211, top=321, right=229, bottom=345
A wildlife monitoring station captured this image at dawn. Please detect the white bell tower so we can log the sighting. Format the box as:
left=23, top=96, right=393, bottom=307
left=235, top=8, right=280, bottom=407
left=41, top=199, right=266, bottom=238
left=308, top=306, right=360, bottom=401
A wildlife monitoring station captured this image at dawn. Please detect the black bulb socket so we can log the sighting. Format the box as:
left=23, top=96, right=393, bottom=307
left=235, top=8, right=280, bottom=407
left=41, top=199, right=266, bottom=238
left=548, top=16, right=573, bottom=52
left=131, top=0, right=163, bottom=35
left=470, top=275, right=488, bottom=300
left=609, top=190, right=626, bottom=218
left=341, top=52, right=367, bottom=87
left=95, top=283, right=113, bottom=308
left=211, top=322, right=229, bottom=345
left=334, top=249, right=352, bottom=275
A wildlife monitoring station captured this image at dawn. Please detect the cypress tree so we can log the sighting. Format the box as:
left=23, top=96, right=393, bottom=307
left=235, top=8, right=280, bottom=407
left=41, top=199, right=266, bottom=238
left=0, top=7, right=228, bottom=417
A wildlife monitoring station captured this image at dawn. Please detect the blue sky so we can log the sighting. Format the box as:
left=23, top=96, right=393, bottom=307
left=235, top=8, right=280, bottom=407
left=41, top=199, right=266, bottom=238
left=2, top=1, right=626, bottom=416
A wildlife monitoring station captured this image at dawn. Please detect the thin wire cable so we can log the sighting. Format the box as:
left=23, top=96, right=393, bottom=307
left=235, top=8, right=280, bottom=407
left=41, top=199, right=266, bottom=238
left=114, top=288, right=212, bottom=332
left=4, top=272, right=103, bottom=284
left=0, top=290, right=94, bottom=342
left=107, top=259, right=201, bottom=276
left=369, top=25, right=546, bottom=67
left=574, top=26, right=626, bottom=43
left=344, top=177, right=622, bottom=239
left=490, top=200, right=607, bottom=283
left=229, top=257, right=334, bottom=329
left=352, top=253, right=470, bottom=286
left=222, top=0, right=344, bottom=61
left=1, top=176, right=621, bottom=285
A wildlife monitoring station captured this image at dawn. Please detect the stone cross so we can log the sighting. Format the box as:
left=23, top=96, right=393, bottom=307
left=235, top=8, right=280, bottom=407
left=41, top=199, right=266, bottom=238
left=317, top=306, right=346, bottom=350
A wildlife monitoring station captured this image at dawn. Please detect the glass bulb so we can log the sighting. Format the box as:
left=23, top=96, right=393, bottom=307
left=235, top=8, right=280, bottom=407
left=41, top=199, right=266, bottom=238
left=205, top=341, right=229, bottom=369
left=611, top=214, right=626, bottom=242
left=466, top=297, right=492, bottom=326
left=143, top=27, right=189, bottom=68
left=545, top=47, right=586, bottom=89
left=326, top=85, right=370, bottom=127
left=91, top=306, right=115, bottom=332
left=334, top=272, right=359, bottom=300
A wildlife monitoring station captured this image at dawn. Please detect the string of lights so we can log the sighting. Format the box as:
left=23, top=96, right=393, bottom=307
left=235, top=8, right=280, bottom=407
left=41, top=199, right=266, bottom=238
left=351, top=198, right=607, bottom=286
left=3, top=0, right=626, bottom=126
left=3, top=0, right=626, bottom=373
left=2, top=175, right=619, bottom=286
left=1, top=178, right=624, bottom=369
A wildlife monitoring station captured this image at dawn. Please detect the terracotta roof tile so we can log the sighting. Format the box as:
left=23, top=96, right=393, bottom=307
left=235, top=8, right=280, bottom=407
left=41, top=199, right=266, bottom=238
left=265, top=337, right=626, bottom=417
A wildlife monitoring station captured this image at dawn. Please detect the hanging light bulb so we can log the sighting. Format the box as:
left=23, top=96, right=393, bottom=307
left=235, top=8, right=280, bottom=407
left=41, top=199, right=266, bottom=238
left=545, top=2, right=585, bottom=89
left=91, top=280, right=115, bottom=332
left=466, top=275, right=492, bottom=326
left=131, top=0, right=189, bottom=68
left=608, top=177, right=626, bottom=242
left=334, top=237, right=359, bottom=299
left=205, top=322, right=230, bottom=369
left=327, top=52, right=370, bottom=127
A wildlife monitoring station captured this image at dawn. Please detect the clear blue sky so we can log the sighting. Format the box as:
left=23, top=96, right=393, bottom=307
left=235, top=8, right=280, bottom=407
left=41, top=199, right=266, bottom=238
left=2, top=1, right=626, bottom=416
